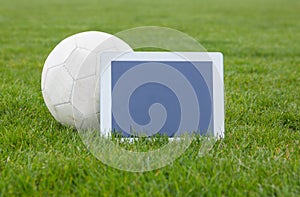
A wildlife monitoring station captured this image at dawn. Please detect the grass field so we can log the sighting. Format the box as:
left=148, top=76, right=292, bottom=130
left=0, top=0, right=300, bottom=196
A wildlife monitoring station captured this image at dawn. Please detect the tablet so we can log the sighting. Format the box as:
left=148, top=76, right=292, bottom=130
left=100, top=52, right=224, bottom=138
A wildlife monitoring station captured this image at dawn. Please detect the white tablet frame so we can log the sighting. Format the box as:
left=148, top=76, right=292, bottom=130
left=100, top=52, right=224, bottom=138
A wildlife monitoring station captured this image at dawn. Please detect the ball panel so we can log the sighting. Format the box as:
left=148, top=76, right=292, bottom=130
left=65, top=48, right=90, bottom=79
left=95, top=47, right=119, bottom=78
left=75, top=31, right=112, bottom=51
left=41, top=63, right=63, bottom=91
left=80, top=113, right=99, bottom=131
left=113, top=36, right=133, bottom=52
left=91, top=38, right=116, bottom=53
left=44, top=36, right=77, bottom=68
left=42, top=90, right=58, bottom=120
left=54, top=103, right=83, bottom=126
left=94, top=76, right=101, bottom=114
left=73, top=76, right=97, bottom=116
left=76, top=52, right=97, bottom=80
left=44, top=65, right=73, bottom=105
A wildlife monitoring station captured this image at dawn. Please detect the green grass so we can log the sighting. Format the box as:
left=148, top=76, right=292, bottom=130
left=1, top=0, right=299, bottom=196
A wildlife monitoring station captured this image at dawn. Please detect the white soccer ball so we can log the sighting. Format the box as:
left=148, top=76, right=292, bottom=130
left=41, top=31, right=132, bottom=129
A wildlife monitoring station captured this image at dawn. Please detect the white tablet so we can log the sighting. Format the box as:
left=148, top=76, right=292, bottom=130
left=100, top=52, right=224, bottom=138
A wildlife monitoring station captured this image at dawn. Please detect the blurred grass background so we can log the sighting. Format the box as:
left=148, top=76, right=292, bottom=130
left=0, top=0, right=299, bottom=196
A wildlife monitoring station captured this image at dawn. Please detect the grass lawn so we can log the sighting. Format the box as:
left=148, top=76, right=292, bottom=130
left=0, top=0, right=299, bottom=196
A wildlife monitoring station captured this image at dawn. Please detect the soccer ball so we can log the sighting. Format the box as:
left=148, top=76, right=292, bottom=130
left=41, top=31, right=132, bottom=129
